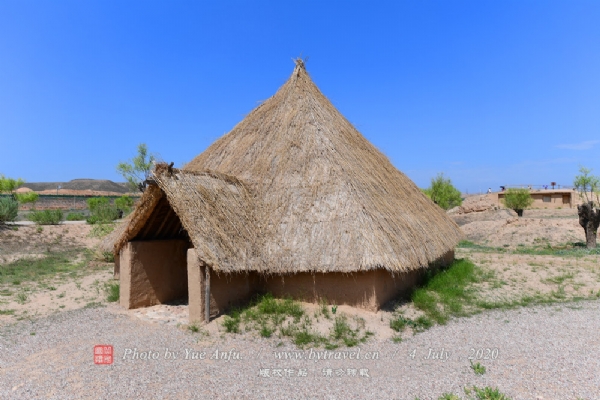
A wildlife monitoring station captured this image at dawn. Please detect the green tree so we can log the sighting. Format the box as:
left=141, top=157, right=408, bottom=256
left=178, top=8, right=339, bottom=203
left=114, top=195, right=134, bottom=216
left=0, top=174, right=25, bottom=223
left=423, top=173, right=463, bottom=210
left=116, top=143, right=155, bottom=192
left=0, top=174, right=24, bottom=194
left=15, top=192, right=39, bottom=206
left=573, top=166, right=600, bottom=248
left=502, top=188, right=534, bottom=217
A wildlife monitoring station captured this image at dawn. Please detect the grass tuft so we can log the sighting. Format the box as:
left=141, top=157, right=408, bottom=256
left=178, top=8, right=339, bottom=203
left=470, top=360, right=486, bottom=375
left=0, top=249, right=90, bottom=285
left=412, top=259, right=482, bottom=324
left=88, top=223, right=116, bottom=238
left=464, top=386, right=511, bottom=399
left=221, top=293, right=372, bottom=348
left=105, top=283, right=120, bottom=302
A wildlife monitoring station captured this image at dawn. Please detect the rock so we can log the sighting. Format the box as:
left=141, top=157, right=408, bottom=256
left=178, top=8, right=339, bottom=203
left=450, top=194, right=499, bottom=215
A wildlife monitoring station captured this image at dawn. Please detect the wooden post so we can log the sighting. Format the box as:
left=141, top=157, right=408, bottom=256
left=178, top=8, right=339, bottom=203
left=204, top=265, right=211, bottom=322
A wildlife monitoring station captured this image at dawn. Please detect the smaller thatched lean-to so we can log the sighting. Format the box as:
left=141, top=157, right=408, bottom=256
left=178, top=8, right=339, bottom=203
left=112, top=60, right=464, bottom=323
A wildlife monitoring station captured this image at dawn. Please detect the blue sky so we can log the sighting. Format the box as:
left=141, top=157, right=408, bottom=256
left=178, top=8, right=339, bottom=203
left=1, top=1, right=599, bottom=193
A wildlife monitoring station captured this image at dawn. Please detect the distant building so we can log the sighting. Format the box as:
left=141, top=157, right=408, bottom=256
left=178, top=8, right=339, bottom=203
left=495, top=189, right=574, bottom=209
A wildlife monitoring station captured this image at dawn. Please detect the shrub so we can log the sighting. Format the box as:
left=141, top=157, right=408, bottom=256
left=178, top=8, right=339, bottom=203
left=14, top=192, right=39, bottom=205
left=86, top=197, right=120, bottom=224
left=502, top=188, right=534, bottom=216
left=87, top=197, right=109, bottom=211
left=28, top=209, right=63, bottom=225
left=114, top=195, right=134, bottom=216
left=66, top=212, right=85, bottom=221
left=423, top=173, right=463, bottom=210
left=0, top=197, right=18, bottom=223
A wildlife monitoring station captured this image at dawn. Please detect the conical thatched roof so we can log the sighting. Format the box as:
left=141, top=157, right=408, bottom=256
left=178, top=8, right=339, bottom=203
left=171, top=59, right=463, bottom=274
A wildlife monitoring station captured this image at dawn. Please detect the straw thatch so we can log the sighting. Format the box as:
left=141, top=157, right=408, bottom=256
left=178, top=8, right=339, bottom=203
left=152, top=166, right=258, bottom=272
left=97, top=216, right=130, bottom=255
left=112, top=164, right=259, bottom=273
left=172, top=59, right=463, bottom=274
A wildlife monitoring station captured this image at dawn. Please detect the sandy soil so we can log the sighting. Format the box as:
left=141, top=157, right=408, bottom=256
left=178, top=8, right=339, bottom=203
left=455, top=207, right=583, bottom=248
left=0, top=223, right=115, bottom=324
left=0, top=224, right=100, bottom=264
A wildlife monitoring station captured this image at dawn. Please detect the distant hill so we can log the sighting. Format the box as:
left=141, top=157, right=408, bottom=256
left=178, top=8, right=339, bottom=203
left=20, top=179, right=131, bottom=194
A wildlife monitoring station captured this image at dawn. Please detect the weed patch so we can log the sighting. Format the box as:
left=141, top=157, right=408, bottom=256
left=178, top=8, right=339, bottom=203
left=411, top=259, right=485, bottom=324
left=470, top=360, right=486, bottom=375
left=390, top=314, right=432, bottom=333
left=461, top=239, right=600, bottom=257
left=105, top=283, right=120, bottom=302
left=464, top=386, right=511, bottom=399
left=405, top=253, right=599, bottom=329
left=222, top=293, right=372, bottom=348
left=0, top=249, right=89, bottom=285
left=88, top=224, right=115, bottom=238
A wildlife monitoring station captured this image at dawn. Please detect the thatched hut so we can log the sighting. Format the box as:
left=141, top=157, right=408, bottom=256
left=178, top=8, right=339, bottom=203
left=113, top=60, right=463, bottom=323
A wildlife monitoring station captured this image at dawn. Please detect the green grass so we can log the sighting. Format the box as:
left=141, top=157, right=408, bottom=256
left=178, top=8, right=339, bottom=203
left=105, top=283, right=120, bottom=302
left=222, top=312, right=241, bottom=333
left=470, top=360, right=486, bottom=375
left=101, top=251, right=115, bottom=263
left=0, top=309, right=15, bottom=315
left=544, top=272, right=574, bottom=285
left=411, top=259, right=487, bottom=324
left=438, top=394, right=460, bottom=400
left=457, top=240, right=506, bottom=253
left=330, top=314, right=373, bottom=347
left=459, top=240, right=600, bottom=256
left=319, top=299, right=331, bottom=319
left=88, top=223, right=116, bottom=238
left=406, top=256, right=598, bottom=329
left=389, top=314, right=433, bottom=333
left=221, top=293, right=372, bottom=348
left=464, top=386, right=511, bottom=400
left=0, top=249, right=89, bottom=285
left=16, top=292, right=27, bottom=304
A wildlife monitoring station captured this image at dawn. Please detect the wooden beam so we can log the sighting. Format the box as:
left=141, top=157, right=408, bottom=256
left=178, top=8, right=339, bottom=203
left=204, top=265, right=211, bottom=322
left=153, top=206, right=173, bottom=238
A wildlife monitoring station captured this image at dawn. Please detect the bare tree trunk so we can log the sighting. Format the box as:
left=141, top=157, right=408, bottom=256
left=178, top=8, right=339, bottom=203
left=578, top=201, right=600, bottom=248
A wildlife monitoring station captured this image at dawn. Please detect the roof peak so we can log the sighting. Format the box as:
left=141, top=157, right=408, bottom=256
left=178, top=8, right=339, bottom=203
left=292, top=56, right=308, bottom=73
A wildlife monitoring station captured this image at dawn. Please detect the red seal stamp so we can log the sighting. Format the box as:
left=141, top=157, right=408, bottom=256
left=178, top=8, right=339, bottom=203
left=94, top=345, right=114, bottom=365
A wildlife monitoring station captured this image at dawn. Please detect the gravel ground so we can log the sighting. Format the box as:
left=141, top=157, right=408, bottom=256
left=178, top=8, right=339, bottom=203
left=1, top=301, right=599, bottom=400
